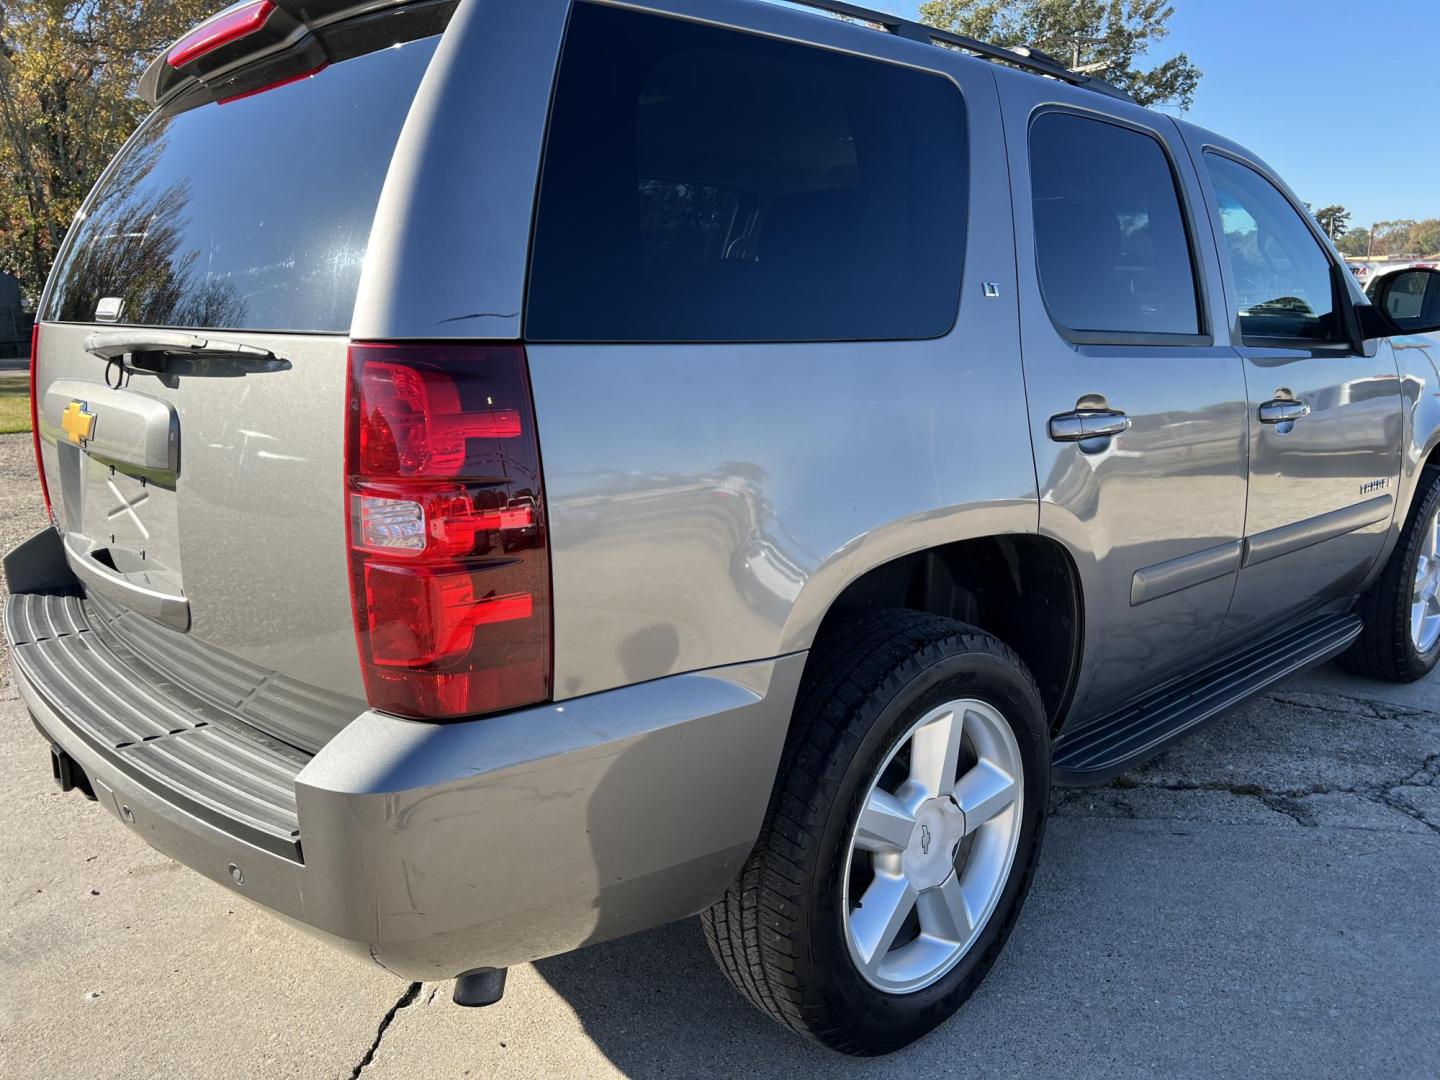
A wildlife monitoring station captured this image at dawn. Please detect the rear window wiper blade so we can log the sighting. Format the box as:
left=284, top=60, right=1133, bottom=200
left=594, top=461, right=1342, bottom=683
left=84, top=329, right=276, bottom=363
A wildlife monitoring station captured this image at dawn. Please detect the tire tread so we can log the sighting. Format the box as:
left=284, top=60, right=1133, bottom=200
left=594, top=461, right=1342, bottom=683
left=701, top=610, right=1042, bottom=1053
left=1341, top=468, right=1440, bottom=682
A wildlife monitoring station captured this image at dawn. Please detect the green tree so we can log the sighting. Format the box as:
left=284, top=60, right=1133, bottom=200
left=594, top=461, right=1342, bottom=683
left=0, top=0, right=213, bottom=304
left=918, top=0, right=1202, bottom=109
left=1336, top=227, right=1370, bottom=258
left=1312, top=205, right=1350, bottom=241
left=1409, top=219, right=1440, bottom=257
left=1372, top=220, right=1417, bottom=258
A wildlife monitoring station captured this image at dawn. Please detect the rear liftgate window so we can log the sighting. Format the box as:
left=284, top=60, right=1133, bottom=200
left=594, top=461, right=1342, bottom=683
left=527, top=3, right=970, bottom=343
left=44, top=36, right=439, bottom=333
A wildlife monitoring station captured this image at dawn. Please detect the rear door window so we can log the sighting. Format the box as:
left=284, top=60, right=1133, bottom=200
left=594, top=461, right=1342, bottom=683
left=527, top=2, right=969, bottom=343
left=1029, top=111, right=1202, bottom=340
left=44, top=36, right=438, bottom=333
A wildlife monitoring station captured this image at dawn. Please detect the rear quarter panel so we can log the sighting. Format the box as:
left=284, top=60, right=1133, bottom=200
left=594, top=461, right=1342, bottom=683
left=522, top=1, right=1037, bottom=698
left=529, top=335, right=1038, bottom=698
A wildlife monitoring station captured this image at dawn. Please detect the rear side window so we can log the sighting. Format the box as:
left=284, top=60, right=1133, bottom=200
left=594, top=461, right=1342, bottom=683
left=527, top=3, right=969, bottom=343
left=1202, top=153, right=1342, bottom=344
left=44, top=37, right=438, bottom=333
left=1029, top=112, right=1201, bottom=339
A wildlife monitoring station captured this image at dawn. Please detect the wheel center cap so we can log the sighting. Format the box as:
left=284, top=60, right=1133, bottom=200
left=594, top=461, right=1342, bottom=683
left=901, top=796, right=966, bottom=889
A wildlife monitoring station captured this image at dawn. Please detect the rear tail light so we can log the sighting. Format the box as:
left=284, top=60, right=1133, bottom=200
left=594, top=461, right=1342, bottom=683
left=29, top=323, right=53, bottom=524
left=168, top=1, right=276, bottom=69
left=345, top=343, right=551, bottom=719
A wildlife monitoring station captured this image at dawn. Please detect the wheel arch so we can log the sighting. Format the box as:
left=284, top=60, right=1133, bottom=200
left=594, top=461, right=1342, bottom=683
left=790, top=534, right=1084, bottom=730
left=1416, top=426, right=1440, bottom=490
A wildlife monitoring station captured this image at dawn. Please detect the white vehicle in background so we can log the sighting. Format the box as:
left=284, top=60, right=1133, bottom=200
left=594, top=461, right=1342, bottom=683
left=1349, top=256, right=1439, bottom=286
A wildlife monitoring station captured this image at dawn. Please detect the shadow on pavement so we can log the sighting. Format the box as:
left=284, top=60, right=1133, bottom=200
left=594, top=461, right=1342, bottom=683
left=532, top=918, right=868, bottom=1077
left=532, top=787, right=1439, bottom=1078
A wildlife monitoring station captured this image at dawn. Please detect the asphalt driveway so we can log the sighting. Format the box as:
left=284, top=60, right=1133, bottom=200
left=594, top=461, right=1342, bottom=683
left=0, top=431, right=1435, bottom=1078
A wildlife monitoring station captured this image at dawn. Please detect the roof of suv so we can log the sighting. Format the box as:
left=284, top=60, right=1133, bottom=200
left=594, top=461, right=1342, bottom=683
left=782, top=0, right=1135, bottom=103
left=145, top=0, right=1135, bottom=112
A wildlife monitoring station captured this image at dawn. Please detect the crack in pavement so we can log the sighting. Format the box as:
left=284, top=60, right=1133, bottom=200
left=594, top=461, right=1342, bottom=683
left=349, top=982, right=422, bottom=1079
left=1064, top=776, right=1440, bottom=834
left=1054, top=692, right=1440, bottom=834
left=1265, top=690, right=1433, bottom=721
left=1403, top=752, right=1440, bottom=786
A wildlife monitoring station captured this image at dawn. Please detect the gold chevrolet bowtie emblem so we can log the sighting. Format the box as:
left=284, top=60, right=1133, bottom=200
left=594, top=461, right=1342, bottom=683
left=61, top=400, right=96, bottom=446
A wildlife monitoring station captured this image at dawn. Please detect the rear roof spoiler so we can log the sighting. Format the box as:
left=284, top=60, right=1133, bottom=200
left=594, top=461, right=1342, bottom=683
left=139, top=0, right=452, bottom=108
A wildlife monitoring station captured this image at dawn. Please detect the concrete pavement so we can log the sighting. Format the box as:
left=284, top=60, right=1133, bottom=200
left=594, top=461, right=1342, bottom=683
left=0, top=431, right=1435, bottom=1078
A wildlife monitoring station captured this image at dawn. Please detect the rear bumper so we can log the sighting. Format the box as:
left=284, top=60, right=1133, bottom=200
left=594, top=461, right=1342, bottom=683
left=5, top=545, right=802, bottom=980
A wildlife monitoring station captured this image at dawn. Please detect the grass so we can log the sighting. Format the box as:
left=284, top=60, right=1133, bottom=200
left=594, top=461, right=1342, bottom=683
left=0, top=376, right=31, bottom=435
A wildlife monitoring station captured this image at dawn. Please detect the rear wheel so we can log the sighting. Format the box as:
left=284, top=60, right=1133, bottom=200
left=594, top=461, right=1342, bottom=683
left=1342, top=468, right=1440, bottom=682
left=702, top=611, right=1049, bottom=1055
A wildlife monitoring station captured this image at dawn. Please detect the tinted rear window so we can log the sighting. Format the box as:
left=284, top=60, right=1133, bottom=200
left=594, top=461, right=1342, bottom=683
left=527, top=3, right=969, bottom=343
left=44, top=37, right=438, bottom=333
left=1029, top=111, right=1201, bottom=339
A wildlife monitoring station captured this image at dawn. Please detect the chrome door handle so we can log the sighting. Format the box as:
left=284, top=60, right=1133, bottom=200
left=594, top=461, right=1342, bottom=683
left=1258, top=399, right=1310, bottom=424
left=1048, top=409, right=1132, bottom=442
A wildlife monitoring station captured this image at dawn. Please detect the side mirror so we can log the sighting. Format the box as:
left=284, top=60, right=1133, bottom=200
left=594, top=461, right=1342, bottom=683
left=1361, top=266, right=1440, bottom=338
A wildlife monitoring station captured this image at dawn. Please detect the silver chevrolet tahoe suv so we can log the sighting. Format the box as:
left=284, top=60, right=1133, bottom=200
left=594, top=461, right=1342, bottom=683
left=8, top=0, right=1440, bottom=1057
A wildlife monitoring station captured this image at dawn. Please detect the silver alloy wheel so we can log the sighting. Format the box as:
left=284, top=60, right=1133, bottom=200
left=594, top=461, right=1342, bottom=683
left=1414, top=508, right=1440, bottom=652
left=842, top=698, right=1024, bottom=994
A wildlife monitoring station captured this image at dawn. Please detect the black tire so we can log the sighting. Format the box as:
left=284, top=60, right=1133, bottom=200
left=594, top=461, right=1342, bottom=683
left=1341, top=468, right=1440, bottom=682
left=701, top=610, right=1049, bottom=1056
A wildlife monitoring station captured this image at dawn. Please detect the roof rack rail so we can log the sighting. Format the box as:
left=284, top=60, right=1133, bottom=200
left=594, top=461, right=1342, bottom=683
left=782, top=0, right=1136, bottom=103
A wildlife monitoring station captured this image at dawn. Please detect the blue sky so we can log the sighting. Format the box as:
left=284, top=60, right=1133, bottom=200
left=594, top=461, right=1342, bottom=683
left=771, top=0, right=1438, bottom=228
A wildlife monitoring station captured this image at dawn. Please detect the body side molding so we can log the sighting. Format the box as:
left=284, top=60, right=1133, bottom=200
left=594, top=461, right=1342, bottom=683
left=1130, top=540, right=1243, bottom=606
left=1242, top=495, right=1394, bottom=568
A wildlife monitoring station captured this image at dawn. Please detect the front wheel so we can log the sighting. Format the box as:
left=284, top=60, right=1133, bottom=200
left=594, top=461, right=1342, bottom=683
left=1342, top=467, right=1440, bottom=682
left=702, top=611, right=1049, bottom=1055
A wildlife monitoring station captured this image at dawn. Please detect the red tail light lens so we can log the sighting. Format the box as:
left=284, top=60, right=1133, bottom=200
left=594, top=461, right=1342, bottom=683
left=356, top=359, right=524, bottom=477
left=345, top=343, right=551, bottom=719
left=29, top=322, right=53, bottom=523
left=169, top=1, right=276, bottom=69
